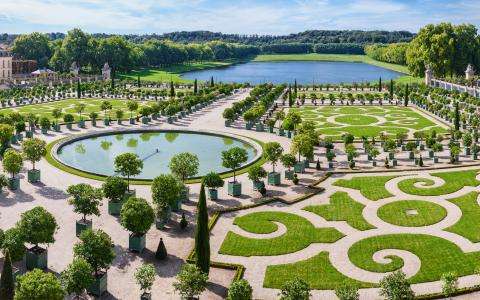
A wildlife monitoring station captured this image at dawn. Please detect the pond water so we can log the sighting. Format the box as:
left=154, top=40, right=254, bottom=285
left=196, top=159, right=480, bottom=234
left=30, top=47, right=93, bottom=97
left=56, top=131, right=258, bottom=180
left=181, top=61, right=403, bottom=85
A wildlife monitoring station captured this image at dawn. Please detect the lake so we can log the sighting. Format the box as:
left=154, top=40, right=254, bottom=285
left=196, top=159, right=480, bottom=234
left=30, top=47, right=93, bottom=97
left=181, top=61, right=403, bottom=84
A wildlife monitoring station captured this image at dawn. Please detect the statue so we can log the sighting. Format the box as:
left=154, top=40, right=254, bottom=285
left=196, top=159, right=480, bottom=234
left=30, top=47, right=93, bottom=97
left=424, top=64, right=433, bottom=86
left=465, top=64, right=475, bottom=80
left=102, top=62, right=111, bottom=81
left=70, top=61, right=79, bottom=76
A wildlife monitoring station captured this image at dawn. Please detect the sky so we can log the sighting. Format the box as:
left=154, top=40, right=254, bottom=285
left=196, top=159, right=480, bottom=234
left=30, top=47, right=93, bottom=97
left=0, top=0, right=479, bottom=35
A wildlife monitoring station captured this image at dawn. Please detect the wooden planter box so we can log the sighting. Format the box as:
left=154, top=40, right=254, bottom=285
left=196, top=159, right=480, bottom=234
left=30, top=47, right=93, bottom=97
left=252, top=180, right=265, bottom=191
left=208, top=188, right=218, bottom=200
left=88, top=271, right=108, bottom=296
left=129, top=233, right=146, bottom=253
left=284, top=170, right=294, bottom=180
left=27, top=169, right=41, bottom=183
left=76, top=219, right=92, bottom=237
left=228, top=182, right=242, bottom=196
left=26, top=246, right=48, bottom=271
left=8, top=177, right=20, bottom=190
left=268, top=172, right=281, bottom=185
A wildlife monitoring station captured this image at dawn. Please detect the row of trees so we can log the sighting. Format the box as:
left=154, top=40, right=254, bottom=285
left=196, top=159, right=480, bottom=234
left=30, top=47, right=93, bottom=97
left=261, top=42, right=365, bottom=54
left=364, top=43, right=409, bottom=65
left=12, top=29, right=259, bottom=72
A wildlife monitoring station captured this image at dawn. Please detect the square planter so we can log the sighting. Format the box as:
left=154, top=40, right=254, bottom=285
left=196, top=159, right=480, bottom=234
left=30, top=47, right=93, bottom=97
left=27, top=169, right=41, bottom=183
left=392, top=159, right=398, bottom=166
left=434, top=157, right=439, bottom=163
left=278, top=128, right=285, bottom=136
left=429, top=150, right=434, bottom=158
left=141, top=292, right=152, bottom=300
left=225, top=120, right=232, bottom=127
left=142, top=117, right=149, bottom=124
left=245, top=123, right=252, bottom=130
left=41, top=128, right=48, bottom=134
left=8, top=177, right=20, bottom=190
left=108, top=200, right=124, bottom=216
left=294, top=162, right=305, bottom=173
left=129, top=118, right=135, bottom=125
left=287, top=131, right=292, bottom=138
left=76, top=219, right=92, bottom=237
left=180, top=186, right=189, bottom=203
left=255, top=123, right=264, bottom=132
left=373, top=160, right=377, bottom=167
left=208, top=188, right=218, bottom=200
left=268, top=172, right=281, bottom=185
left=284, top=170, right=294, bottom=180
left=124, top=190, right=136, bottom=201
left=269, top=126, right=274, bottom=133
left=367, top=155, right=372, bottom=161
left=78, top=120, right=85, bottom=128
left=328, top=161, right=334, bottom=169
left=66, top=123, right=73, bottom=130
left=473, top=154, right=478, bottom=160
left=388, top=152, right=395, bottom=160
left=103, top=119, right=110, bottom=126
left=129, top=233, right=146, bottom=253
left=155, top=206, right=172, bottom=230
left=228, top=181, right=242, bottom=197
left=167, top=117, right=173, bottom=124
left=26, top=246, right=48, bottom=271
left=91, top=120, right=97, bottom=127
left=420, top=144, right=425, bottom=151
left=16, top=133, right=24, bottom=141
left=88, top=272, right=108, bottom=296
left=465, top=148, right=471, bottom=156
left=117, top=119, right=122, bottom=125
left=303, top=160, right=310, bottom=169
left=409, top=152, right=415, bottom=159
left=171, top=198, right=182, bottom=212
left=26, top=131, right=33, bottom=138
left=54, top=124, right=61, bottom=132
left=10, top=135, right=17, bottom=144
left=252, top=180, right=265, bottom=191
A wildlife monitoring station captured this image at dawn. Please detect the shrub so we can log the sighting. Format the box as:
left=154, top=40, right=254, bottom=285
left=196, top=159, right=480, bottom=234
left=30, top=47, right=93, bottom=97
left=2, top=149, right=23, bottom=178
left=202, top=172, right=224, bottom=189
left=279, top=277, right=311, bottom=300
left=67, top=183, right=103, bottom=221
left=102, top=176, right=127, bottom=203
left=17, top=206, right=58, bottom=248
left=114, top=153, right=143, bottom=191
left=1, top=227, right=25, bottom=262
left=169, top=152, right=199, bottom=182
left=335, top=284, right=359, bottom=300
left=227, top=279, right=253, bottom=300
left=173, top=264, right=208, bottom=299
left=379, top=271, right=414, bottom=300
left=73, top=229, right=115, bottom=275
left=441, top=272, right=458, bottom=298
left=247, top=165, right=267, bottom=182
left=63, top=114, right=74, bottom=123
left=21, top=138, right=47, bottom=170
left=152, top=174, right=182, bottom=208
left=15, top=269, right=65, bottom=300
left=120, top=197, right=155, bottom=234
left=135, top=264, right=156, bottom=295
left=0, top=250, right=14, bottom=300
left=60, top=258, right=94, bottom=298
left=222, top=147, right=248, bottom=182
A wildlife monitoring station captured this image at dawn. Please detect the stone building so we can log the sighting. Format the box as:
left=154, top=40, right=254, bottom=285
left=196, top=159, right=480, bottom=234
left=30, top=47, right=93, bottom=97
left=0, top=49, right=13, bottom=80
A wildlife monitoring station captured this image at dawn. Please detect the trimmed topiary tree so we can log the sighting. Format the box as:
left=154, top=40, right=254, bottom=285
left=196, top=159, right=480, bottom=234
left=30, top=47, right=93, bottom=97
left=379, top=271, right=414, bottom=300
left=73, top=229, right=115, bottom=296
left=21, top=138, right=47, bottom=183
left=227, top=279, right=253, bottom=300
left=152, top=174, right=182, bottom=221
left=17, top=207, right=58, bottom=270
left=155, top=238, right=167, bottom=260
left=335, top=284, right=359, bottom=300
left=263, top=142, right=283, bottom=186
left=173, top=264, right=208, bottom=300
left=102, top=176, right=128, bottom=215
left=15, top=269, right=65, bottom=300
left=67, top=183, right=103, bottom=236
left=279, top=277, right=311, bottom=300
left=169, top=152, right=199, bottom=202
left=1, top=227, right=26, bottom=263
left=60, top=258, right=94, bottom=299
left=195, top=184, right=210, bottom=275
left=202, top=172, right=224, bottom=200
left=247, top=165, right=267, bottom=192
left=2, top=149, right=23, bottom=190
left=222, top=147, right=248, bottom=196
left=281, top=153, right=296, bottom=180
left=0, top=124, right=14, bottom=154
left=0, top=250, right=14, bottom=300
left=120, top=197, right=154, bottom=253
left=114, top=153, right=143, bottom=194
left=134, top=263, right=156, bottom=300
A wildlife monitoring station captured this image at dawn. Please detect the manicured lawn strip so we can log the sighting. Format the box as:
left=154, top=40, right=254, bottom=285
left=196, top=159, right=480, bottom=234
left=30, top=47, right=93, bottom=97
left=377, top=200, right=447, bottom=227
left=304, top=191, right=374, bottom=230
left=0, top=98, right=150, bottom=122
left=348, top=234, right=480, bottom=283
left=446, top=192, right=480, bottom=242
left=264, top=252, right=373, bottom=289
left=398, top=169, right=480, bottom=196
left=219, top=211, right=343, bottom=257
left=119, top=60, right=241, bottom=83
left=333, top=175, right=397, bottom=200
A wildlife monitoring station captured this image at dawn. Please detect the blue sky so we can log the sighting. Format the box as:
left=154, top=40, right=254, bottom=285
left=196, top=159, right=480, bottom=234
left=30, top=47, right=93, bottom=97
left=0, top=0, right=479, bottom=35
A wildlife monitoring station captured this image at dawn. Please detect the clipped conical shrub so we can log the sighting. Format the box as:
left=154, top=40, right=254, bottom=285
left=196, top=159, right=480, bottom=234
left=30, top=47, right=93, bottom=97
left=155, top=238, right=167, bottom=260
left=0, top=250, right=15, bottom=300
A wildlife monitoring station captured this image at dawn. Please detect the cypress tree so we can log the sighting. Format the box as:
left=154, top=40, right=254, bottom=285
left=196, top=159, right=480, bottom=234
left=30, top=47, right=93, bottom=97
left=0, top=250, right=14, bottom=300
left=195, top=184, right=210, bottom=275
left=379, top=77, right=382, bottom=92
left=404, top=84, right=409, bottom=107
left=389, top=80, right=394, bottom=100
left=293, top=79, right=298, bottom=98
left=169, top=81, right=175, bottom=98
left=194, top=79, right=198, bottom=95
left=288, top=88, right=293, bottom=107
left=137, top=75, right=140, bottom=87
left=210, top=76, right=214, bottom=87
left=454, top=101, right=460, bottom=131
left=155, top=238, right=168, bottom=260
left=76, top=79, right=81, bottom=99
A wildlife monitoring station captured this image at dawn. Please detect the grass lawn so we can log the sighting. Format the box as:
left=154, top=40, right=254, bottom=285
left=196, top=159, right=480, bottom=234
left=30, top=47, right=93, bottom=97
left=446, top=192, right=480, bottom=242
left=119, top=61, right=236, bottom=83
left=0, top=98, right=150, bottom=122
left=219, top=211, right=343, bottom=257
left=304, top=192, right=374, bottom=231
left=377, top=200, right=447, bottom=227
left=333, top=175, right=397, bottom=200
left=348, top=234, right=480, bottom=284
left=253, top=54, right=422, bottom=84
left=291, top=106, right=447, bottom=140
left=397, top=169, right=480, bottom=196
left=264, top=252, right=373, bottom=289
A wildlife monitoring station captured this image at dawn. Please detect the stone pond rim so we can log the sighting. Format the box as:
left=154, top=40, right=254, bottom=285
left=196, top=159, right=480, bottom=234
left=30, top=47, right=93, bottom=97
left=49, top=128, right=263, bottom=183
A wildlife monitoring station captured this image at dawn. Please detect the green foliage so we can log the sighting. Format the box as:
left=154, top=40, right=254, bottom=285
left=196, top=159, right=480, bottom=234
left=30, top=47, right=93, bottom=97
left=333, top=175, right=397, bottom=200
left=17, top=206, right=58, bottom=246
left=195, top=185, right=210, bottom=275
left=114, top=153, right=143, bottom=190
left=67, top=183, right=103, bottom=220
left=21, top=138, right=47, bottom=170
left=134, top=263, right=156, bottom=293
left=73, top=229, right=115, bottom=274
left=279, top=277, right=311, bottom=300
left=441, top=272, right=458, bottom=297
left=446, top=192, right=480, bottom=242
left=60, top=258, right=94, bottom=297
left=0, top=124, right=14, bottom=147
left=247, top=165, right=267, bottom=182
left=155, top=238, right=167, bottom=260
left=281, top=153, right=296, bottom=170
left=0, top=250, right=14, bottom=300
left=2, top=149, right=23, bottom=178
left=120, top=197, right=154, bottom=234
left=15, top=269, right=65, bottom=300
left=152, top=174, right=181, bottom=208
left=377, top=200, right=447, bottom=227
left=202, top=172, right=224, bottom=189
left=173, top=264, right=208, bottom=299
left=335, top=285, right=360, bottom=300
left=169, top=152, right=199, bottom=181
left=1, top=227, right=26, bottom=262
left=263, top=142, right=283, bottom=172
left=365, top=43, right=409, bottom=65
left=227, top=279, right=253, bottom=300
left=379, top=271, right=414, bottom=300
left=63, top=114, right=74, bottom=123
left=102, top=176, right=127, bottom=202
left=222, top=147, right=248, bottom=181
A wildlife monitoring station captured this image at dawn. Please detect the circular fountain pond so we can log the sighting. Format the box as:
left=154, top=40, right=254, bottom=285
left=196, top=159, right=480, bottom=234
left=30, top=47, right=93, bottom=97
left=53, top=130, right=260, bottom=180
